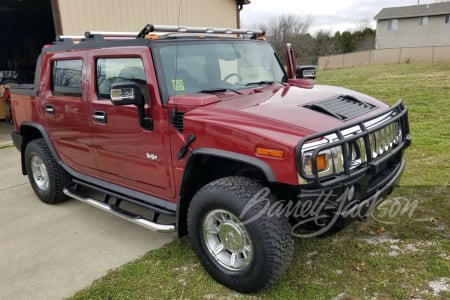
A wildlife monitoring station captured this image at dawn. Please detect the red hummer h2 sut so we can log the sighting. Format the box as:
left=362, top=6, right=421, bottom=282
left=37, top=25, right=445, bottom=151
left=9, top=24, right=411, bottom=293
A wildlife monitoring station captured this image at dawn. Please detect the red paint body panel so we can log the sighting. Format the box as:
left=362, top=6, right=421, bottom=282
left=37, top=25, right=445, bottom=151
left=9, top=38, right=398, bottom=204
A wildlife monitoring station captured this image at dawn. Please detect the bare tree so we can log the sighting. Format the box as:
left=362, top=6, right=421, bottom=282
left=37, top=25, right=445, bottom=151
left=258, top=14, right=313, bottom=62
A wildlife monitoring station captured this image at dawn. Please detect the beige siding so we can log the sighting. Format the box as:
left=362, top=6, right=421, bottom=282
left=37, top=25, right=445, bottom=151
left=57, top=0, right=238, bottom=35
left=376, top=16, right=450, bottom=49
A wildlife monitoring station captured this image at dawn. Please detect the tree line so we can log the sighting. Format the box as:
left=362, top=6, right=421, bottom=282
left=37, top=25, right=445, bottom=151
left=255, top=14, right=376, bottom=64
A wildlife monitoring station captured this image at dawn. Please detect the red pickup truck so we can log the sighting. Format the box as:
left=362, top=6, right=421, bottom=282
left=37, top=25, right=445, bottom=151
left=9, top=24, right=411, bottom=293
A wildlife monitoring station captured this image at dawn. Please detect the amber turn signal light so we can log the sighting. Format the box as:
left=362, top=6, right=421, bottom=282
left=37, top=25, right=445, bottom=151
left=255, top=147, right=285, bottom=158
left=310, top=154, right=328, bottom=172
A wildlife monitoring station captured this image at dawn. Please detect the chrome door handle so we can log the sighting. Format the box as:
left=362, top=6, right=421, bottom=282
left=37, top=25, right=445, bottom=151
left=93, top=111, right=107, bottom=123
left=45, top=105, right=55, bottom=115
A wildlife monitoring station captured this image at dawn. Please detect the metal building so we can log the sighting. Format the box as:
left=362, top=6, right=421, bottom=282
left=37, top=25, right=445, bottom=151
left=52, top=0, right=250, bottom=35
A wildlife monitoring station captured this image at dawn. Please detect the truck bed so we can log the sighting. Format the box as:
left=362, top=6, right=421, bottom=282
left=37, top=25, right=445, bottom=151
left=9, top=84, right=37, bottom=97
left=9, top=84, right=36, bottom=132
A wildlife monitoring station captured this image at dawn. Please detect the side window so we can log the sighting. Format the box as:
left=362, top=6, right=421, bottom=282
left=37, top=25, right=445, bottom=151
left=387, top=19, right=398, bottom=31
left=419, top=16, right=428, bottom=26
left=52, top=59, right=82, bottom=97
left=96, top=58, right=148, bottom=102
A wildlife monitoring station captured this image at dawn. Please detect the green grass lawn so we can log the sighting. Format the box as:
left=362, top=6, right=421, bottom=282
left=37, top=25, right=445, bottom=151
left=71, top=63, right=450, bottom=300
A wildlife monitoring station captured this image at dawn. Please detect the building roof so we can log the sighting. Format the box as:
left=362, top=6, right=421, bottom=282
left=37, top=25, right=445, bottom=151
left=374, top=2, right=450, bottom=20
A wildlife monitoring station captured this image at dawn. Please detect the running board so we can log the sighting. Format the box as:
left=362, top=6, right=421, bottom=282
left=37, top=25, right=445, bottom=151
left=63, top=188, right=176, bottom=233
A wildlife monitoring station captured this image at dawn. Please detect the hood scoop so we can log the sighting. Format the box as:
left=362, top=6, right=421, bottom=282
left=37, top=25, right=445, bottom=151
left=303, top=95, right=375, bottom=120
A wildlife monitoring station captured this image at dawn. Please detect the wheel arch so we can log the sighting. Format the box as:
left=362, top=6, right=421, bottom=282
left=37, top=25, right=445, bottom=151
left=17, top=122, right=58, bottom=175
left=176, top=148, right=276, bottom=237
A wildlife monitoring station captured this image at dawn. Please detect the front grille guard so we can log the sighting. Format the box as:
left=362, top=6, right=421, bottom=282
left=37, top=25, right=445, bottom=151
left=296, top=100, right=411, bottom=187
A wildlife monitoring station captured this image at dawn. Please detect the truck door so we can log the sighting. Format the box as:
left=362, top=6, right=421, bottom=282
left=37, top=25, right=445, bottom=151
left=41, top=52, right=97, bottom=174
left=87, top=48, right=175, bottom=199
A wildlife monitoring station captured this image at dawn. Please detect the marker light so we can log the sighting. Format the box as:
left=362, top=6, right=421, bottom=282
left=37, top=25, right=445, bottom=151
left=256, top=147, right=285, bottom=158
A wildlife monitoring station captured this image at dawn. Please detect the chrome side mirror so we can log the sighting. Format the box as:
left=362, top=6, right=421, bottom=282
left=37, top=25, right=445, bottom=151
left=110, top=82, right=144, bottom=106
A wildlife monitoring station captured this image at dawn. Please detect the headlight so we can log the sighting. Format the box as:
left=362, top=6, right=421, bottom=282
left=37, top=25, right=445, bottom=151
left=302, top=146, right=344, bottom=178
left=299, top=120, right=402, bottom=183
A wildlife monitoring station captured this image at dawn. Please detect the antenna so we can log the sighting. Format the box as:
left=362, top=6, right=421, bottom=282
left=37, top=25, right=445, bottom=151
left=171, top=0, right=183, bottom=134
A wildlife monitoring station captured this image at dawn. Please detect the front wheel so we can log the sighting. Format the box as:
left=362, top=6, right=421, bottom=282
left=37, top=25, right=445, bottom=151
left=187, top=176, right=294, bottom=293
left=24, top=138, right=71, bottom=204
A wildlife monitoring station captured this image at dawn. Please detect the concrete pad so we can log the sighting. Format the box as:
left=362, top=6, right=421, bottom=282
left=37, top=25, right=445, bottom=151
left=0, top=121, right=14, bottom=147
left=0, top=147, right=177, bottom=300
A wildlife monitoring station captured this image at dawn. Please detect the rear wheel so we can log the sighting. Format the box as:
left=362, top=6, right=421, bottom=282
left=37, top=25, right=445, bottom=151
left=24, top=138, right=71, bottom=204
left=187, top=176, right=294, bottom=293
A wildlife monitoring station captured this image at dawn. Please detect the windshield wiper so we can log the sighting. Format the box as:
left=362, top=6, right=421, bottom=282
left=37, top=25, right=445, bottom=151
left=245, top=80, right=286, bottom=87
left=199, top=88, right=242, bottom=95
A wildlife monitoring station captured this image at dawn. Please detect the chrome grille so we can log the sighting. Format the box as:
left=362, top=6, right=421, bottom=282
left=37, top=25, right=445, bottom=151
left=359, top=120, right=402, bottom=163
left=297, top=100, right=410, bottom=185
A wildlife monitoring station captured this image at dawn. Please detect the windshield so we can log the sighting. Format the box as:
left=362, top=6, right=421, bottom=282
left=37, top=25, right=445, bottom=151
left=156, top=40, right=286, bottom=98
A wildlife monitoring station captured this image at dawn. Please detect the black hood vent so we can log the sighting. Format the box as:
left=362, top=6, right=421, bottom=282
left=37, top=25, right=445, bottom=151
left=304, top=95, right=375, bottom=120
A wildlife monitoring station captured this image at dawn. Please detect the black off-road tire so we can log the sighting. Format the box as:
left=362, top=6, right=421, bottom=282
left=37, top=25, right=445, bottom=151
left=24, top=138, right=71, bottom=204
left=187, top=176, right=294, bottom=293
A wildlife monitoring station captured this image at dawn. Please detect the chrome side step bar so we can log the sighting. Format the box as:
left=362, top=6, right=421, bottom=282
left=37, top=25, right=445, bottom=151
left=63, top=188, right=176, bottom=233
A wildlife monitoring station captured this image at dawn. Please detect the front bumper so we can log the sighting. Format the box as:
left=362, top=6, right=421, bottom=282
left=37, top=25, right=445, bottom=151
left=287, top=157, right=405, bottom=237
left=339, top=158, right=405, bottom=220
left=288, top=100, right=411, bottom=236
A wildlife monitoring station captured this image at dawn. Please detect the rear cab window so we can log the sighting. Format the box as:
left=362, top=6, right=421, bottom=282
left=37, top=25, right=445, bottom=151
left=52, top=59, right=83, bottom=97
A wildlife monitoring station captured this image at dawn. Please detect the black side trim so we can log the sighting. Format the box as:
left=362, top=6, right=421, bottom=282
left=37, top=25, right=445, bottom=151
left=72, top=179, right=175, bottom=216
left=64, top=168, right=176, bottom=213
left=17, top=121, right=176, bottom=213
left=191, top=148, right=276, bottom=182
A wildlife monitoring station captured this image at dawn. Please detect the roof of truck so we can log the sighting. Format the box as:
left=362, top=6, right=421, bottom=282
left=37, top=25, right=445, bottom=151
left=44, top=24, right=266, bottom=53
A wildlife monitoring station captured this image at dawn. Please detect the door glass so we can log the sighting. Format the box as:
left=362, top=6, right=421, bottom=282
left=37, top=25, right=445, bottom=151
left=52, top=59, right=82, bottom=97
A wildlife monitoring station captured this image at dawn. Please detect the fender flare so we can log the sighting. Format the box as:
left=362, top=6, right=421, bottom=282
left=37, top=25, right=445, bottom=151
left=188, top=148, right=276, bottom=182
left=14, top=121, right=61, bottom=174
left=176, top=147, right=277, bottom=236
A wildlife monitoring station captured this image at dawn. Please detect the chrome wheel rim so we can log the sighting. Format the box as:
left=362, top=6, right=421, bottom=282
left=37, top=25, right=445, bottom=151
left=203, top=209, right=253, bottom=271
left=30, top=155, right=49, bottom=191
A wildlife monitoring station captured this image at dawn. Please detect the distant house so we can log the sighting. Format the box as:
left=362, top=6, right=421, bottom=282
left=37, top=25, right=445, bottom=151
left=374, top=2, right=450, bottom=49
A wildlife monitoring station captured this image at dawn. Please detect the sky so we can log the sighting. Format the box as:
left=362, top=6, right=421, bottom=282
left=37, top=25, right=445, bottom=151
left=240, top=0, right=442, bottom=34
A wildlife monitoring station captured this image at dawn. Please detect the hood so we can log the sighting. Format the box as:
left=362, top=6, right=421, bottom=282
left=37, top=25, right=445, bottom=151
left=183, top=84, right=389, bottom=147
